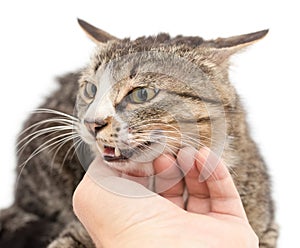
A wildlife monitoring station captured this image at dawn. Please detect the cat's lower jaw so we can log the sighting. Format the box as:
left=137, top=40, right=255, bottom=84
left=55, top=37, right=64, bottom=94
left=96, top=142, right=168, bottom=175
left=104, top=159, right=155, bottom=176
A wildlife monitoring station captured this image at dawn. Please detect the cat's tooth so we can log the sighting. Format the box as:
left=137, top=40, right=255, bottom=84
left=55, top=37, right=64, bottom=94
left=115, top=147, right=121, bottom=157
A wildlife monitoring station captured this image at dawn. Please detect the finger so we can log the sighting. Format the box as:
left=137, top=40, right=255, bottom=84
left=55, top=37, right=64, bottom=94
left=195, top=149, right=247, bottom=219
left=73, top=157, right=175, bottom=246
left=177, top=147, right=211, bottom=213
left=153, top=154, right=184, bottom=208
left=121, top=163, right=152, bottom=188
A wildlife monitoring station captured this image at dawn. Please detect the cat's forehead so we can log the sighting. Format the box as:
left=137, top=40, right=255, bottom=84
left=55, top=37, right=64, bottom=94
left=94, top=46, right=207, bottom=86
left=90, top=34, right=209, bottom=73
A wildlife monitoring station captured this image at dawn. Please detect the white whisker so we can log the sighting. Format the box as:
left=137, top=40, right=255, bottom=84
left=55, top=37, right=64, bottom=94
left=33, top=108, right=79, bottom=121
left=16, top=107, right=82, bottom=175
left=17, top=126, right=76, bottom=153
left=59, top=137, right=82, bottom=172
left=19, top=131, right=78, bottom=167
left=19, top=118, right=77, bottom=137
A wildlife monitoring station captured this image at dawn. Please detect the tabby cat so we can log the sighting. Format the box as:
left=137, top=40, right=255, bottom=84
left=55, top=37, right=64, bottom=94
left=0, top=19, right=278, bottom=247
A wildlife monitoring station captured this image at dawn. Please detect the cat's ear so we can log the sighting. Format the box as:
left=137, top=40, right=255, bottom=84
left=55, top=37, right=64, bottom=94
left=77, top=18, right=118, bottom=43
left=208, top=29, right=269, bottom=63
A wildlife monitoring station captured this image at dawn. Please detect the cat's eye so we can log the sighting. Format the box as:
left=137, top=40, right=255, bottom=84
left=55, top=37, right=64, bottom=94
left=128, top=88, right=159, bottom=104
left=84, top=82, right=97, bottom=99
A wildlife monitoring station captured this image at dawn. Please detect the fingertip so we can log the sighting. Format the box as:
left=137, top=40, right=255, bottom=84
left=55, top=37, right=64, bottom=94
left=194, top=147, right=209, bottom=166
left=194, top=148, right=228, bottom=182
left=153, top=153, right=184, bottom=196
left=176, top=146, right=198, bottom=175
left=153, top=153, right=176, bottom=174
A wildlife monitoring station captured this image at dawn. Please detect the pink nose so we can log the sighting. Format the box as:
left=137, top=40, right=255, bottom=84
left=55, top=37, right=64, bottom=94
left=84, top=119, right=107, bottom=136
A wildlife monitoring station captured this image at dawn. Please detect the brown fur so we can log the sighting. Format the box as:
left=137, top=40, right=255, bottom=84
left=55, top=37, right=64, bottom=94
left=0, top=21, right=278, bottom=247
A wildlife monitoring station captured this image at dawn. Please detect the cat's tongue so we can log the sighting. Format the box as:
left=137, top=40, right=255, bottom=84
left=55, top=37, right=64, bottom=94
left=103, top=146, right=126, bottom=162
left=103, top=146, right=116, bottom=157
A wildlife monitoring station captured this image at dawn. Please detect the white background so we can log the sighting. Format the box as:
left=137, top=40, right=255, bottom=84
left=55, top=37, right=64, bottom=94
left=0, top=0, right=299, bottom=247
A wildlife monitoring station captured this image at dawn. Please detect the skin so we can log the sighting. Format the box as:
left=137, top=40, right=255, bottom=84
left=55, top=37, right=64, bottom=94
left=73, top=148, right=259, bottom=248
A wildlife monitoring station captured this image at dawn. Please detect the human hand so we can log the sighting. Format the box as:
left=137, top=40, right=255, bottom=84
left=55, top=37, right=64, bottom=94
left=73, top=148, right=258, bottom=248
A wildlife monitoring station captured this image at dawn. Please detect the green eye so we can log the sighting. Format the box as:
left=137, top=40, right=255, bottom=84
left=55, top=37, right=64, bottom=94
left=84, top=82, right=97, bottom=99
left=129, top=88, right=159, bottom=104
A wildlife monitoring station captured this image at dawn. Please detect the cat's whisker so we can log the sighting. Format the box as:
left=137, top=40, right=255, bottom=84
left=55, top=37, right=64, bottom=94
left=134, top=123, right=210, bottom=144
left=181, top=134, right=212, bottom=145
left=17, top=134, right=81, bottom=186
left=134, top=127, right=182, bottom=139
left=135, top=128, right=211, bottom=141
left=19, top=132, right=79, bottom=169
left=18, top=123, right=77, bottom=152
left=133, top=134, right=185, bottom=157
left=17, top=126, right=76, bottom=153
left=132, top=140, right=178, bottom=163
left=135, top=138, right=181, bottom=154
left=136, top=128, right=216, bottom=143
left=133, top=121, right=180, bottom=129
left=48, top=137, right=81, bottom=164
left=49, top=134, right=81, bottom=158
left=134, top=131, right=208, bottom=150
left=17, top=133, right=78, bottom=162
left=36, top=133, right=78, bottom=157
left=19, top=118, right=77, bottom=138
left=48, top=135, right=81, bottom=171
left=134, top=128, right=216, bottom=150
left=129, top=120, right=179, bottom=129
left=59, top=137, right=82, bottom=172
left=33, top=108, right=79, bottom=121
left=16, top=108, right=81, bottom=171
left=71, top=139, right=84, bottom=160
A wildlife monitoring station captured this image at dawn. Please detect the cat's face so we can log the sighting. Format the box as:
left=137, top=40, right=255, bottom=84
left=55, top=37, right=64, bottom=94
left=76, top=55, right=206, bottom=173
left=76, top=46, right=222, bottom=174
left=75, top=20, right=268, bottom=174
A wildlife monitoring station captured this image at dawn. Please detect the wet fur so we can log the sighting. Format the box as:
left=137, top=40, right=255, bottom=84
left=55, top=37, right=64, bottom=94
left=0, top=30, right=278, bottom=247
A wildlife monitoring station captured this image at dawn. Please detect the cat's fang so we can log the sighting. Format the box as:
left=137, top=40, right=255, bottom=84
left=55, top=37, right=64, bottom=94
left=115, top=147, right=121, bottom=157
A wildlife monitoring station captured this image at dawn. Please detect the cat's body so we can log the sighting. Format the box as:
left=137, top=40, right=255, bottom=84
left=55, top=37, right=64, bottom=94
left=0, top=20, right=278, bottom=247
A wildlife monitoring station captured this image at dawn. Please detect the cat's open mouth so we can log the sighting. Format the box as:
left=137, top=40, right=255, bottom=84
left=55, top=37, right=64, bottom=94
left=103, top=145, right=131, bottom=162
left=102, top=142, right=152, bottom=162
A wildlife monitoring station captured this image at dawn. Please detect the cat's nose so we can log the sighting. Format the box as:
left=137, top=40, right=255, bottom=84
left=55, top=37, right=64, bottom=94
left=84, top=119, right=108, bottom=137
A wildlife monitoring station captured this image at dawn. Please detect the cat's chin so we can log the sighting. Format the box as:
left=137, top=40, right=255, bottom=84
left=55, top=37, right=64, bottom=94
left=94, top=142, right=166, bottom=175
left=101, top=148, right=158, bottom=175
left=103, top=159, right=155, bottom=176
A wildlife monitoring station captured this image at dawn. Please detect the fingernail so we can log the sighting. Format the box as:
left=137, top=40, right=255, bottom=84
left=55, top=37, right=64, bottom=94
left=197, top=148, right=214, bottom=182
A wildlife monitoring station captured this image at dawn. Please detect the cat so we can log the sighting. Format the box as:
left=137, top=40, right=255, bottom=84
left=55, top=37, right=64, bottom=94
left=0, top=19, right=278, bottom=247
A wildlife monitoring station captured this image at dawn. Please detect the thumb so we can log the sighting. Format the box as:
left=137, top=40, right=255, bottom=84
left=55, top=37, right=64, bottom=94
left=72, top=157, right=177, bottom=247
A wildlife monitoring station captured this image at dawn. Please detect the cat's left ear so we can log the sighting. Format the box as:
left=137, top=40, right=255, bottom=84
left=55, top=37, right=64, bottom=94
left=208, top=29, right=269, bottom=63
left=78, top=19, right=119, bottom=43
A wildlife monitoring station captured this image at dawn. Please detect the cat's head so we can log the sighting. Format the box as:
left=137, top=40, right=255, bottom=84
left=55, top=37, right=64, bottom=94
left=76, top=19, right=267, bottom=174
